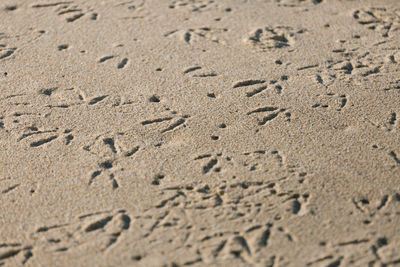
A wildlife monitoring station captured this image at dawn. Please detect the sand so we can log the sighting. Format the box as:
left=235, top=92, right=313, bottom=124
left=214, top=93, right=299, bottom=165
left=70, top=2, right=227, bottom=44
left=0, top=0, right=399, bottom=266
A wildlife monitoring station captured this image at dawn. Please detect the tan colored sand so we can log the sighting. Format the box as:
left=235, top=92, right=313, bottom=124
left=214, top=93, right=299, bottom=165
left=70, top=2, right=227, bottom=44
left=0, top=0, right=400, bottom=266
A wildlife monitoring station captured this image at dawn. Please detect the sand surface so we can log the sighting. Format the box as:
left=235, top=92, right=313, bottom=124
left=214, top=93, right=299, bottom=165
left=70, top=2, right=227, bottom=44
left=1, top=0, right=400, bottom=266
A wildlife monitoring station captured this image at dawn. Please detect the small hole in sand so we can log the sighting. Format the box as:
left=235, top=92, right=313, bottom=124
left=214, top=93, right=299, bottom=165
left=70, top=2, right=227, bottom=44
left=58, top=44, right=69, bottom=51
left=149, top=95, right=160, bottom=102
left=207, top=93, right=216, bottom=98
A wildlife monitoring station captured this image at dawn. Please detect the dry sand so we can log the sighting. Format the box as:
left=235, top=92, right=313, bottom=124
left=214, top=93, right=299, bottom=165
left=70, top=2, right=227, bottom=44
left=1, top=0, right=400, bottom=266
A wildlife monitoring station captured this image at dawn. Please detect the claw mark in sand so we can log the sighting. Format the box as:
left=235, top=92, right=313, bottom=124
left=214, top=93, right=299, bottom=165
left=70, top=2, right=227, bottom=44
left=389, top=112, right=396, bottom=126
left=194, top=154, right=212, bottom=160
left=88, top=95, right=108, bottom=105
left=89, top=170, right=102, bottom=185
left=2, top=184, right=19, bottom=194
left=30, top=135, right=58, bottom=147
left=85, top=216, right=113, bottom=232
left=117, top=58, right=128, bottom=69
left=203, top=158, right=218, bottom=174
left=247, top=107, right=288, bottom=126
left=0, top=49, right=16, bottom=60
left=0, top=249, right=21, bottom=260
left=193, top=72, right=217, bottom=77
left=39, top=87, right=58, bottom=96
left=389, top=151, right=400, bottom=164
left=66, top=13, right=84, bottom=23
left=297, top=64, right=319, bottom=71
left=183, top=66, right=202, bottom=74
left=258, top=113, right=279, bottom=125
left=246, top=86, right=268, bottom=97
left=247, top=106, right=279, bottom=115
left=183, top=32, right=191, bottom=44
left=124, top=146, right=139, bottom=157
left=99, top=56, right=114, bottom=63
left=233, top=79, right=266, bottom=88
left=141, top=117, right=173, bottom=126
left=32, top=2, right=73, bottom=8
left=161, top=118, right=185, bottom=133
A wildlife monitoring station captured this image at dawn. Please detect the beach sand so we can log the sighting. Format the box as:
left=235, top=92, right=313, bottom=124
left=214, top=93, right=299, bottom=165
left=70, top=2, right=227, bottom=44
left=0, top=0, right=400, bottom=266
